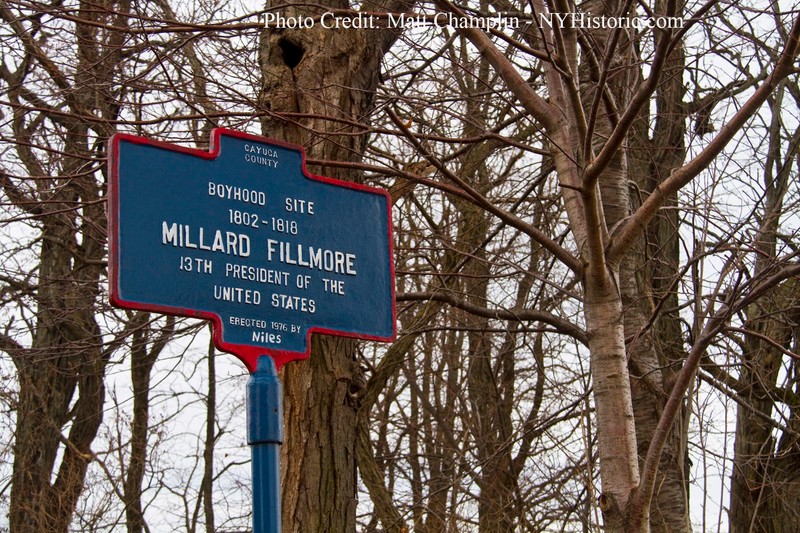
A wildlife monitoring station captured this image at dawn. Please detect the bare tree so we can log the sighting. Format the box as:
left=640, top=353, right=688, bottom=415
left=256, top=0, right=412, bottom=529
left=0, top=1, right=256, bottom=530
left=351, top=0, right=800, bottom=531
left=0, top=2, right=130, bottom=529
left=727, top=79, right=800, bottom=533
left=2, top=0, right=799, bottom=531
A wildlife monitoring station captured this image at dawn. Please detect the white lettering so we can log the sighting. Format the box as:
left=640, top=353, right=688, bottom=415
left=229, top=316, right=268, bottom=329
left=208, top=182, right=266, bottom=205
left=284, top=197, right=314, bottom=215
left=162, top=222, right=250, bottom=258
left=264, top=12, right=315, bottom=28
left=387, top=12, right=405, bottom=28
left=252, top=331, right=282, bottom=344
left=266, top=240, right=356, bottom=275
left=271, top=293, right=316, bottom=314
left=213, top=285, right=261, bottom=305
left=162, top=222, right=179, bottom=245
left=225, top=262, right=289, bottom=285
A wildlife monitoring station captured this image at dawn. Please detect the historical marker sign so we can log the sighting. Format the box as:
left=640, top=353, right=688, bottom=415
left=109, top=128, right=396, bottom=371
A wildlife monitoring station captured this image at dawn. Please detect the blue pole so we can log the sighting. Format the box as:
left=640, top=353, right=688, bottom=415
left=247, top=356, right=283, bottom=533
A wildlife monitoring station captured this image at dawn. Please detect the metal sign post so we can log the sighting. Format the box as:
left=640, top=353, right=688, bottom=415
left=108, top=128, right=395, bottom=532
left=248, top=356, right=283, bottom=532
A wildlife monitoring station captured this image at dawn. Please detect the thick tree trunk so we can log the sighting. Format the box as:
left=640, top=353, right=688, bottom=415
left=9, top=138, right=108, bottom=533
left=578, top=0, right=691, bottom=529
left=584, top=274, right=641, bottom=532
left=258, top=1, right=406, bottom=529
left=3, top=2, right=127, bottom=530
left=730, top=90, right=800, bottom=532
left=280, top=336, right=361, bottom=530
left=623, top=44, right=692, bottom=530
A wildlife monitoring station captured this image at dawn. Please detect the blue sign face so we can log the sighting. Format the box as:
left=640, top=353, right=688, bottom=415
left=109, top=129, right=395, bottom=371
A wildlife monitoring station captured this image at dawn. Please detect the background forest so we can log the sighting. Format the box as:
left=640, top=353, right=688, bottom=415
left=1, top=0, right=799, bottom=531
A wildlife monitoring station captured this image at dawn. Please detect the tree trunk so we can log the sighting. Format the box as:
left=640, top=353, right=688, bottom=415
left=730, top=85, right=800, bottom=533
left=625, top=1, right=692, bottom=525
left=578, top=0, right=691, bottom=528
left=258, top=1, right=407, bottom=529
left=9, top=129, right=108, bottom=533
left=584, top=274, right=641, bottom=532
left=125, top=315, right=157, bottom=533
left=280, top=336, right=361, bottom=530
left=730, top=290, right=799, bottom=533
left=8, top=55, right=109, bottom=533
left=3, top=2, right=132, bottom=530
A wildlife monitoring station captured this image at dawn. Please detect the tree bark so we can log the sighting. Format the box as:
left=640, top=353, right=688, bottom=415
left=576, top=0, right=692, bottom=528
left=730, top=85, right=800, bottom=533
left=124, top=315, right=157, bottom=533
left=7, top=4, right=113, bottom=526
left=9, top=123, right=109, bottom=533
left=258, top=1, right=408, bottom=529
left=625, top=0, right=692, bottom=527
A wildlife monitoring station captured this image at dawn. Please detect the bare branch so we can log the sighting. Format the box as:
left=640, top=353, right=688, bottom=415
left=609, top=12, right=800, bottom=264
left=398, top=290, right=587, bottom=344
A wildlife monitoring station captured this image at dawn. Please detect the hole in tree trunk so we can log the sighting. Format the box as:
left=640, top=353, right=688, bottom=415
left=279, top=38, right=304, bottom=70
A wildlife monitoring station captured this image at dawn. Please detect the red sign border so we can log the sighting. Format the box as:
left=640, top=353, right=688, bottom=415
left=109, top=128, right=397, bottom=372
